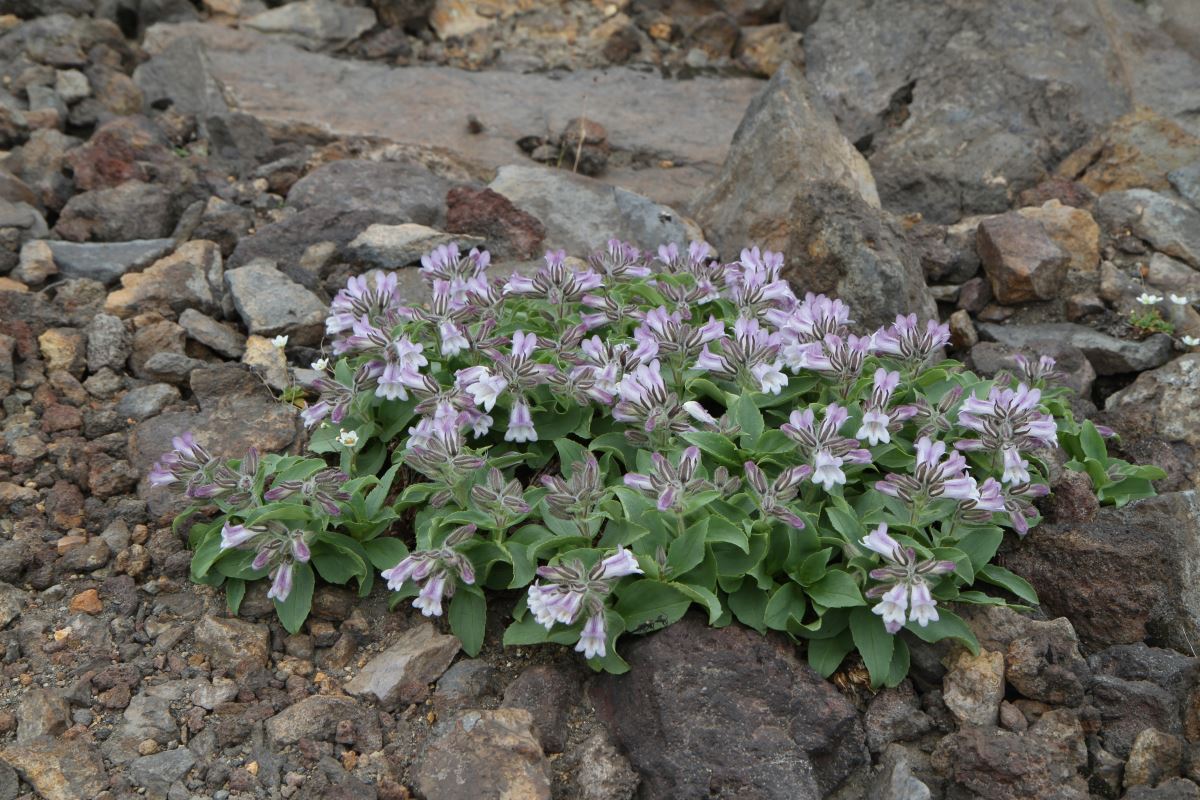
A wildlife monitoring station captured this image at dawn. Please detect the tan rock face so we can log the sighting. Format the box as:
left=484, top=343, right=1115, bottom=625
left=414, top=708, right=552, bottom=800
left=344, top=622, right=461, bottom=707
left=2, top=737, right=108, bottom=800
left=1015, top=200, right=1100, bottom=275
left=104, top=240, right=224, bottom=319
left=429, top=0, right=538, bottom=40
left=1056, top=109, right=1200, bottom=195
left=942, top=649, right=1006, bottom=727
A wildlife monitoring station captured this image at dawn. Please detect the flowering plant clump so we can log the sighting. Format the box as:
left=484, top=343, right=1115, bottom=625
left=158, top=240, right=1162, bottom=685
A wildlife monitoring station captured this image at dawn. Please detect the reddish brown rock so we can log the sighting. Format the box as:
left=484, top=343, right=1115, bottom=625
left=446, top=186, right=545, bottom=260
left=1056, top=109, right=1200, bottom=195
left=976, top=213, right=1069, bottom=304
left=930, top=709, right=1089, bottom=800
left=41, top=404, right=82, bottom=433
left=1016, top=177, right=1096, bottom=210
left=64, top=117, right=184, bottom=192
left=68, top=589, right=103, bottom=615
left=414, top=709, right=551, bottom=800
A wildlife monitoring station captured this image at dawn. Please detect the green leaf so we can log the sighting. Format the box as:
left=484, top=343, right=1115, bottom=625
left=886, top=637, right=910, bottom=688
left=679, top=431, right=741, bottom=467
left=826, top=504, right=863, bottom=541
left=668, top=520, right=709, bottom=577
left=976, top=564, right=1039, bottom=605
left=905, top=609, right=979, bottom=654
left=727, top=580, right=768, bottom=633
left=225, top=578, right=245, bottom=615
left=794, top=548, right=833, bottom=587
left=365, top=464, right=402, bottom=519
left=311, top=549, right=363, bottom=585
left=713, top=529, right=767, bottom=575
left=449, top=586, right=485, bottom=657
left=362, top=537, right=409, bottom=571
left=503, top=615, right=579, bottom=647
left=764, top=582, right=807, bottom=631
left=808, top=629, right=854, bottom=677
left=806, top=571, right=865, bottom=608
left=189, top=531, right=225, bottom=580
left=670, top=582, right=723, bottom=624
left=614, top=580, right=691, bottom=635
left=532, top=405, right=583, bottom=440
left=273, top=562, right=315, bottom=635
left=955, top=526, right=1004, bottom=571
left=553, top=439, right=588, bottom=475
left=589, top=432, right=637, bottom=467
left=731, top=394, right=764, bottom=443
left=849, top=606, right=894, bottom=688
left=1079, top=420, right=1107, bottom=462
left=706, top=514, right=749, bottom=553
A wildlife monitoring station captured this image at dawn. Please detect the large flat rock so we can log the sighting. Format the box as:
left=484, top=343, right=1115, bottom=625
left=141, top=22, right=764, bottom=211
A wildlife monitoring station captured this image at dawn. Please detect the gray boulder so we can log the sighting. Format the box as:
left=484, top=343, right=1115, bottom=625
left=805, top=0, right=1200, bottom=222
left=224, top=259, right=327, bottom=345
left=488, top=164, right=700, bottom=256
left=46, top=239, right=175, bottom=286
left=286, top=159, right=453, bottom=227
left=694, top=61, right=879, bottom=259
left=978, top=322, right=1172, bottom=376
left=783, top=182, right=937, bottom=331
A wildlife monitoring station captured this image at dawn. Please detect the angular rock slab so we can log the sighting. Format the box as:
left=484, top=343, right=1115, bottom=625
left=414, top=708, right=552, bottom=800
left=694, top=61, right=879, bottom=258
left=1096, top=188, right=1200, bottom=269
left=976, top=212, right=1069, bottom=303
left=344, top=622, right=460, bottom=708
left=129, top=364, right=298, bottom=518
left=140, top=21, right=764, bottom=210
left=592, top=613, right=867, bottom=799
left=783, top=181, right=937, bottom=331
left=224, top=259, right=327, bottom=345
left=46, top=239, right=175, bottom=286
left=347, top=223, right=482, bottom=270
left=1001, top=491, right=1200, bottom=651
left=1104, top=354, right=1200, bottom=490
left=2, top=736, right=108, bottom=800
left=930, top=709, right=1089, bottom=800
left=488, top=164, right=701, bottom=255
left=806, top=0, right=1200, bottom=222
left=977, top=322, right=1171, bottom=376
left=265, top=694, right=383, bottom=751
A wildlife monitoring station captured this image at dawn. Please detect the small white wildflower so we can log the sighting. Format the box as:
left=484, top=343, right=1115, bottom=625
left=1170, top=294, right=1190, bottom=306
left=336, top=429, right=359, bottom=447
left=311, top=357, right=329, bottom=371
left=1183, top=335, right=1200, bottom=347
left=1136, top=293, right=1163, bottom=306
left=271, top=335, right=289, bottom=348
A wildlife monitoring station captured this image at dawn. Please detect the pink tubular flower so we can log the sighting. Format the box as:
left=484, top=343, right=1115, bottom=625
left=908, top=582, right=939, bottom=627
left=872, top=584, right=908, bottom=633
left=220, top=522, right=259, bottom=550
left=871, top=314, right=950, bottom=362
left=599, top=548, right=643, bottom=579
left=381, top=524, right=478, bottom=617
left=526, top=548, right=644, bottom=660
left=780, top=403, right=871, bottom=491
left=505, top=400, right=538, bottom=443
left=413, top=572, right=448, bottom=617
left=575, top=613, right=608, bottom=659
left=267, top=562, right=293, bottom=602
left=860, top=523, right=900, bottom=559
left=621, top=447, right=712, bottom=512
left=955, top=383, right=1058, bottom=454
